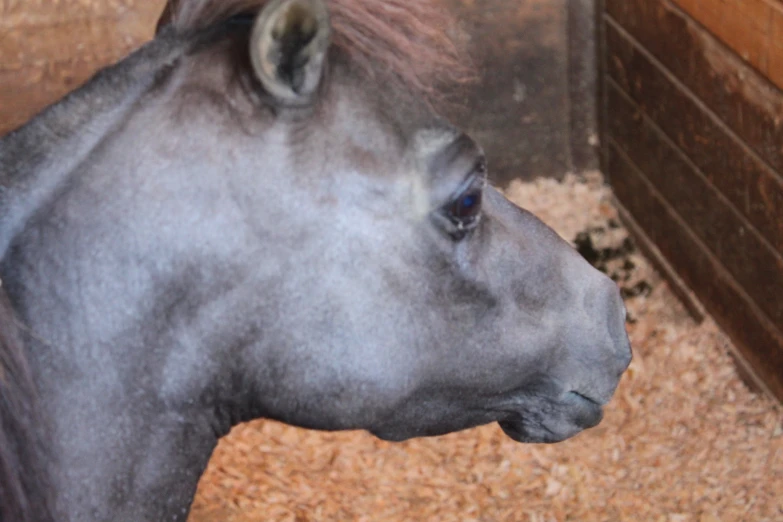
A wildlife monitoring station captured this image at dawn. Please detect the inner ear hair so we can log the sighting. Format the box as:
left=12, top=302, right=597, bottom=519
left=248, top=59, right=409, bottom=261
left=250, top=0, right=331, bottom=106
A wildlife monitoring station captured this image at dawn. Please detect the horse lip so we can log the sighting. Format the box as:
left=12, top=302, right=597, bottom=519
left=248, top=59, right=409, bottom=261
left=566, top=391, right=605, bottom=428
left=497, top=418, right=560, bottom=443
left=494, top=392, right=605, bottom=444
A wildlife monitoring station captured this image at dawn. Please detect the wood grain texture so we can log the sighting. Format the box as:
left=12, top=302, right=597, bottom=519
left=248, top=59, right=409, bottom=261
left=605, top=0, right=783, bottom=175
left=603, top=0, right=783, bottom=403
left=608, top=80, right=783, bottom=325
left=771, top=7, right=783, bottom=86
left=608, top=143, right=783, bottom=402
left=669, top=0, right=783, bottom=90
left=0, top=0, right=166, bottom=135
left=605, top=20, right=783, bottom=256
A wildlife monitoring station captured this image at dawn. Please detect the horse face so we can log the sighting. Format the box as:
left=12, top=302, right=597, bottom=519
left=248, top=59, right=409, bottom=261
left=242, top=127, right=632, bottom=444
left=219, top=0, right=632, bottom=444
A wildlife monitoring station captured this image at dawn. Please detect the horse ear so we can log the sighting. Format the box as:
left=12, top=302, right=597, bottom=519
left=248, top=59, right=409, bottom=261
left=250, top=0, right=331, bottom=106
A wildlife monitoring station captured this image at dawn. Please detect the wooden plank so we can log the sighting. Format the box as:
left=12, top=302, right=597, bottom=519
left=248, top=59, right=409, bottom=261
left=770, top=5, right=783, bottom=87
left=566, top=0, right=600, bottom=173
left=605, top=21, right=783, bottom=257
left=616, top=199, right=768, bottom=397
left=613, top=201, right=707, bottom=323
left=0, top=0, right=165, bottom=135
left=0, top=0, right=165, bottom=29
left=608, top=80, right=783, bottom=324
left=669, top=0, right=778, bottom=83
left=0, top=17, right=151, bottom=69
left=605, top=0, right=783, bottom=174
left=774, top=3, right=783, bottom=50
left=708, top=1, right=770, bottom=72
left=607, top=142, right=783, bottom=403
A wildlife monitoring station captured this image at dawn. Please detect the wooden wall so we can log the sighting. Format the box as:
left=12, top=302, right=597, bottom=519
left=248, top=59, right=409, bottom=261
left=600, top=0, right=783, bottom=402
left=675, top=0, right=783, bottom=89
left=0, top=0, right=165, bottom=135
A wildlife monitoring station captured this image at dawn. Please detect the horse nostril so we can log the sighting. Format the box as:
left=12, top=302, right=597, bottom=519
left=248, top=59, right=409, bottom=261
left=603, top=279, right=633, bottom=371
left=622, top=339, right=633, bottom=369
left=566, top=391, right=606, bottom=428
left=614, top=321, right=633, bottom=375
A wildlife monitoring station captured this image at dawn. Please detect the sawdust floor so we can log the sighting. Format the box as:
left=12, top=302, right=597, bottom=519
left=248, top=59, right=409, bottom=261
left=188, top=174, right=782, bottom=522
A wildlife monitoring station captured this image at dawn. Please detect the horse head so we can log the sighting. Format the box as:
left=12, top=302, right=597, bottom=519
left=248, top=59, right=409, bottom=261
left=0, top=0, right=631, bottom=520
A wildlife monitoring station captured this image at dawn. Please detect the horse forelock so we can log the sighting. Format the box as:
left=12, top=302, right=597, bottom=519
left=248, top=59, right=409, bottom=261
left=160, top=0, right=475, bottom=102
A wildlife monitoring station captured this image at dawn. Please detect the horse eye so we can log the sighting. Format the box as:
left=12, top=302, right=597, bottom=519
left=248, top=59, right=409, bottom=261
left=447, top=188, right=483, bottom=223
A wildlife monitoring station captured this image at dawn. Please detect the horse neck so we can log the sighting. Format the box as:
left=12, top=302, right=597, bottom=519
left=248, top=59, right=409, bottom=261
left=0, top=28, right=219, bottom=522
left=0, top=29, right=191, bottom=259
left=0, top=286, right=57, bottom=522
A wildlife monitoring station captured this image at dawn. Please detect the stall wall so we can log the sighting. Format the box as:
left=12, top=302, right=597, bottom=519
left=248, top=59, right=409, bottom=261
left=600, top=0, right=783, bottom=402
left=675, top=0, right=783, bottom=90
left=0, top=0, right=164, bottom=135
left=443, top=0, right=599, bottom=185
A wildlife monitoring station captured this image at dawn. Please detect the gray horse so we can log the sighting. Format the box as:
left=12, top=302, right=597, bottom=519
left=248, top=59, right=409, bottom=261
left=0, top=0, right=631, bottom=520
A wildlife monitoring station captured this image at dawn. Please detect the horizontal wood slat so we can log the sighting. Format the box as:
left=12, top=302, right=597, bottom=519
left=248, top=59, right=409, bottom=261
left=608, top=143, right=783, bottom=402
left=0, top=1, right=164, bottom=135
left=0, top=17, right=151, bottom=69
left=0, top=0, right=163, bottom=29
left=605, top=20, right=783, bottom=256
left=603, top=0, right=783, bottom=403
left=669, top=0, right=783, bottom=90
left=608, top=81, right=783, bottom=325
left=605, top=0, right=783, bottom=175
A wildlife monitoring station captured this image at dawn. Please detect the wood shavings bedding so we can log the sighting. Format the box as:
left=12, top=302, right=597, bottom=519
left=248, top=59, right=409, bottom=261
left=189, top=173, right=782, bottom=522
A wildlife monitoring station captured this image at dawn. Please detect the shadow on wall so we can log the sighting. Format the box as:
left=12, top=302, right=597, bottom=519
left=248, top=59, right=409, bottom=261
left=441, top=0, right=576, bottom=186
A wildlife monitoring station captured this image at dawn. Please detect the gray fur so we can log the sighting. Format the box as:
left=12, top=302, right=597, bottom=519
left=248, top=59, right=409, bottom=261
left=0, top=3, right=630, bottom=521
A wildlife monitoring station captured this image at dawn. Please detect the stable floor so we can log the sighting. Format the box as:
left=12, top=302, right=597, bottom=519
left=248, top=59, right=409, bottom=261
left=188, top=175, right=782, bottom=522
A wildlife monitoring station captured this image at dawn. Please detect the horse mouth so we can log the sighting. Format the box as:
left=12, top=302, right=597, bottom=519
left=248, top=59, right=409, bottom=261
left=497, top=391, right=604, bottom=444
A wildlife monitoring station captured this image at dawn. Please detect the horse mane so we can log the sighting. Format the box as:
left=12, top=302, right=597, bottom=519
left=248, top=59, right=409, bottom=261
left=0, top=284, right=54, bottom=522
left=158, top=0, right=474, bottom=101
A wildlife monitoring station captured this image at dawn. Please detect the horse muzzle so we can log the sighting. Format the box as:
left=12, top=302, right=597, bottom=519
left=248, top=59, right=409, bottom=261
left=496, top=390, right=605, bottom=444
